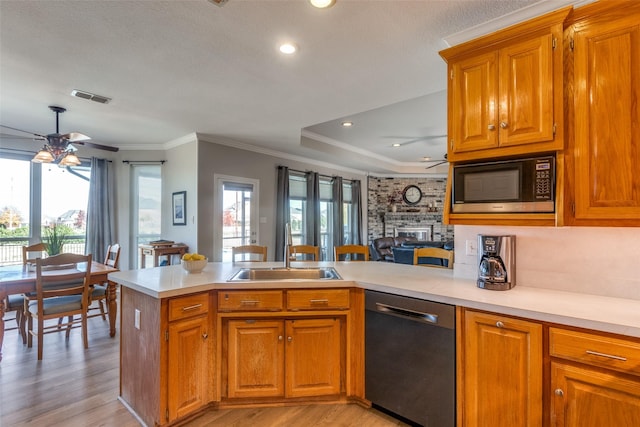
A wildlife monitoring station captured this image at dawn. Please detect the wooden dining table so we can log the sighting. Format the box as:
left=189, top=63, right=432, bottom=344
left=0, top=261, right=119, bottom=362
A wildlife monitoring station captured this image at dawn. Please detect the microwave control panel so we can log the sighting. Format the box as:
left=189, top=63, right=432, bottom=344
left=534, top=159, right=553, bottom=200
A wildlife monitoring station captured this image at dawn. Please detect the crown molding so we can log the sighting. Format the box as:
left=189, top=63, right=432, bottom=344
left=442, top=0, right=597, bottom=47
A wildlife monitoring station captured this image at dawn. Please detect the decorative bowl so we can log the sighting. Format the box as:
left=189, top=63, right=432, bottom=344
left=181, top=258, right=208, bottom=274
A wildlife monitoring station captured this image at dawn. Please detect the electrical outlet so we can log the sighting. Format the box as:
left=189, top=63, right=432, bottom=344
left=465, top=240, right=477, bottom=256
left=134, top=309, right=141, bottom=330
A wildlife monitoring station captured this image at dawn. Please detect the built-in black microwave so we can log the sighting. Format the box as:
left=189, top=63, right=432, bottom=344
left=451, top=155, right=555, bottom=213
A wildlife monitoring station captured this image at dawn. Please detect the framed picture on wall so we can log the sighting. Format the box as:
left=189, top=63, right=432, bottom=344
left=172, top=191, right=187, bottom=226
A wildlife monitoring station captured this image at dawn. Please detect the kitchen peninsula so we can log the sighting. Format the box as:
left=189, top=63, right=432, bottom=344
left=109, top=262, right=640, bottom=426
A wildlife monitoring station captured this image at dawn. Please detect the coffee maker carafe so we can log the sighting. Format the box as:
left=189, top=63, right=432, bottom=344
left=477, top=235, right=516, bottom=290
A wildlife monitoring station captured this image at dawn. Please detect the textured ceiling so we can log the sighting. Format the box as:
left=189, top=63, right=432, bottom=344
left=0, top=0, right=575, bottom=174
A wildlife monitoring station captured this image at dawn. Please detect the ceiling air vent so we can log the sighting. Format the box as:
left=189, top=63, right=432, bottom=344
left=207, top=0, right=230, bottom=6
left=70, top=89, right=112, bottom=104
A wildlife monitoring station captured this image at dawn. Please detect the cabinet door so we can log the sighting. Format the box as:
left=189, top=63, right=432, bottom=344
left=499, top=34, right=555, bottom=147
left=551, top=362, right=640, bottom=427
left=167, top=315, right=210, bottom=421
left=462, top=310, right=543, bottom=427
left=285, top=318, right=341, bottom=398
left=227, top=319, right=284, bottom=398
left=571, top=9, right=640, bottom=223
left=449, top=52, right=498, bottom=154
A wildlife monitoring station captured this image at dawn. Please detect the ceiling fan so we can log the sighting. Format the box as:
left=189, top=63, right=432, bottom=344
left=423, top=153, right=448, bottom=170
left=0, top=105, right=118, bottom=166
left=390, top=134, right=447, bottom=147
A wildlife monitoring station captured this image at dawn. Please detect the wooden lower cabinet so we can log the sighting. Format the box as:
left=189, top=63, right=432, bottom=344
left=550, top=362, right=640, bottom=427
left=460, top=309, right=543, bottom=427
left=226, top=317, right=341, bottom=399
left=549, top=326, right=640, bottom=426
left=167, top=314, right=211, bottom=421
left=227, top=319, right=285, bottom=398
left=286, top=318, right=341, bottom=398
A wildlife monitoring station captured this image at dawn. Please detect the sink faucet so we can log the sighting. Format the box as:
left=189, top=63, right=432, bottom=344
left=284, top=223, right=293, bottom=269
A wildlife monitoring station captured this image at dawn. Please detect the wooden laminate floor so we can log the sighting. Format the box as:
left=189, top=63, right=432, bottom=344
left=0, top=313, right=408, bottom=427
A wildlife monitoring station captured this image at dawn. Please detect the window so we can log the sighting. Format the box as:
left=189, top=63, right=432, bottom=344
left=215, top=176, right=259, bottom=262
left=131, top=164, right=162, bottom=268
left=287, top=171, right=358, bottom=261
left=0, top=154, right=91, bottom=265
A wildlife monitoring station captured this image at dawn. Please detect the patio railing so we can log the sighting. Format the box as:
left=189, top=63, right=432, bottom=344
left=0, top=241, right=86, bottom=266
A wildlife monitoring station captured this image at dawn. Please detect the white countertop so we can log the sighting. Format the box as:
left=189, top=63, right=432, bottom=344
left=109, top=261, right=640, bottom=338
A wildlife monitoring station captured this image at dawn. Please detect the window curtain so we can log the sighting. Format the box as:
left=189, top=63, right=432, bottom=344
left=305, top=171, right=320, bottom=247
left=274, top=166, right=290, bottom=262
left=85, top=157, right=116, bottom=263
left=351, top=180, right=363, bottom=245
left=332, top=176, right=344, bottom=248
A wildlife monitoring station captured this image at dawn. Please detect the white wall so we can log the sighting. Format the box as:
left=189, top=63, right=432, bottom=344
left=161, top=138, right=198, bottom=252
left=195, top=136, right=368, bottom=261
left=454, top=225, right=640, bottom=301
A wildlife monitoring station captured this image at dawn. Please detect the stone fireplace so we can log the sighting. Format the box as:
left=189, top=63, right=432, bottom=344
left=367, top=176, right=454, bottom=244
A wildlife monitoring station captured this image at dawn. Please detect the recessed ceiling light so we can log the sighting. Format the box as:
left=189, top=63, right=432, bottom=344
left=310, top=0, right=335, bottom=8
left=279, top=43, right=297, bottom=54
left=422, top=156, right=432, bottom=161
left=341, top=121, right=353, bottom=127
left=392, top=143, right=401, bottom=147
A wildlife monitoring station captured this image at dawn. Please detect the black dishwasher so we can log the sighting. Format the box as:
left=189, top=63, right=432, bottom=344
left=365, top=290, right=455, bottom=427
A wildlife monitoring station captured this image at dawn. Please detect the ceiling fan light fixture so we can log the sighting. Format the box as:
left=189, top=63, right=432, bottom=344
left=32, top=148, right=54, bottom=163
left=58, top=152, right=81, bottom=167
left=310, top=0, right=335, bottom=8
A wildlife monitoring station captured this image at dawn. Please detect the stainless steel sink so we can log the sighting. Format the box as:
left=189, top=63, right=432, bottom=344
left=227, top=267, right=342, bottom=282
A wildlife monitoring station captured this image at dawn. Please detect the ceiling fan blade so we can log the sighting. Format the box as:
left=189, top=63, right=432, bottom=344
left=424, top=160, right=448, bottom=170
left=60, top=132, right=91, bottom=142
left=0, top=124, right=47, bottom=139
left=73, top=140, right=119, bottom=152
left=0, top=133, right=45, bottom=141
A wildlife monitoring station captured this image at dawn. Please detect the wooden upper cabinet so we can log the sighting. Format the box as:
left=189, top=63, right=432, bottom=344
left=450, top=52, right=498, bottom=153
left=564, top=1, right=640, bottom=226
left=499, top=34, right=555, bottom=147
left=441, top=7, right=569, bottom=162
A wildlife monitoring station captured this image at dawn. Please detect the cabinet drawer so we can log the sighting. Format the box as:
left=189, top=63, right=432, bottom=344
left=168, top=292, right=210, bottom=322
left=549, top=327, right=640, bottom=377
left=218, top=290, right=283, bottom=312
left=286, top=289, right=350, bottom=311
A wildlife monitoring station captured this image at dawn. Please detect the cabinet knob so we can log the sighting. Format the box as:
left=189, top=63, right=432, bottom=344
left=287, top=336, right=293, bottom=343
left=488, top=124, right=496, bottom=131
left=496, top=321, right=505, bottom=328
left=500, top=121, right=509, bottom=129
left=278, top=335, right=283, bottom=341
left=202, top=333, right=208, bottom=340
left=555, top=388, right=564, bottom=397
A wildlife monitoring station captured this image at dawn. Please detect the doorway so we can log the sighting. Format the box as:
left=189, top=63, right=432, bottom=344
left=213, top=175, right=259, bottom=262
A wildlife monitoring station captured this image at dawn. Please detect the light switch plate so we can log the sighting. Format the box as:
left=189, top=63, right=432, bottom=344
left=465, top=240, right=477, bottom=256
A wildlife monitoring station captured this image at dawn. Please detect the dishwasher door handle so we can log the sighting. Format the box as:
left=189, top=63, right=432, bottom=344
left=374, top=302, right=439, bottom=324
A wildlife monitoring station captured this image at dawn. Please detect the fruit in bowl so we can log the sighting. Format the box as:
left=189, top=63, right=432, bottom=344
left=181, top=253, right=208, bottom=273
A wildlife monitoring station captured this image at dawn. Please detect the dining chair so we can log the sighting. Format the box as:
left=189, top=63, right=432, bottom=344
left=288, top=245, right=320, bottom=261
left=334, top=244, right=369, bottom=261
left=89, top=243, right=121, bottom=320
left=413, top=247, right=454, bottom=269
left=231, top=245, right=267, bottom=263
left=22, top=242, right=48, bottom=265
left=25, top=253, right=93, bottom=360
left=3, top=243, right=50, bottom=344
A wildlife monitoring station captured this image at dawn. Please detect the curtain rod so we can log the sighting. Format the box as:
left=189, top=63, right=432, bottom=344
left=281, top=165, right=337, bottom=181
left=122, top=160, right=166, bottom=164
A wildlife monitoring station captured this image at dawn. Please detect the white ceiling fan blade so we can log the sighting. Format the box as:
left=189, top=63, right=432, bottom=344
left=62, top=132, right=91, bottom=142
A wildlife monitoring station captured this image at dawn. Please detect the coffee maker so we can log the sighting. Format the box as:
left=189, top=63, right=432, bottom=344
left=477, top=235, right=516, bottom=290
